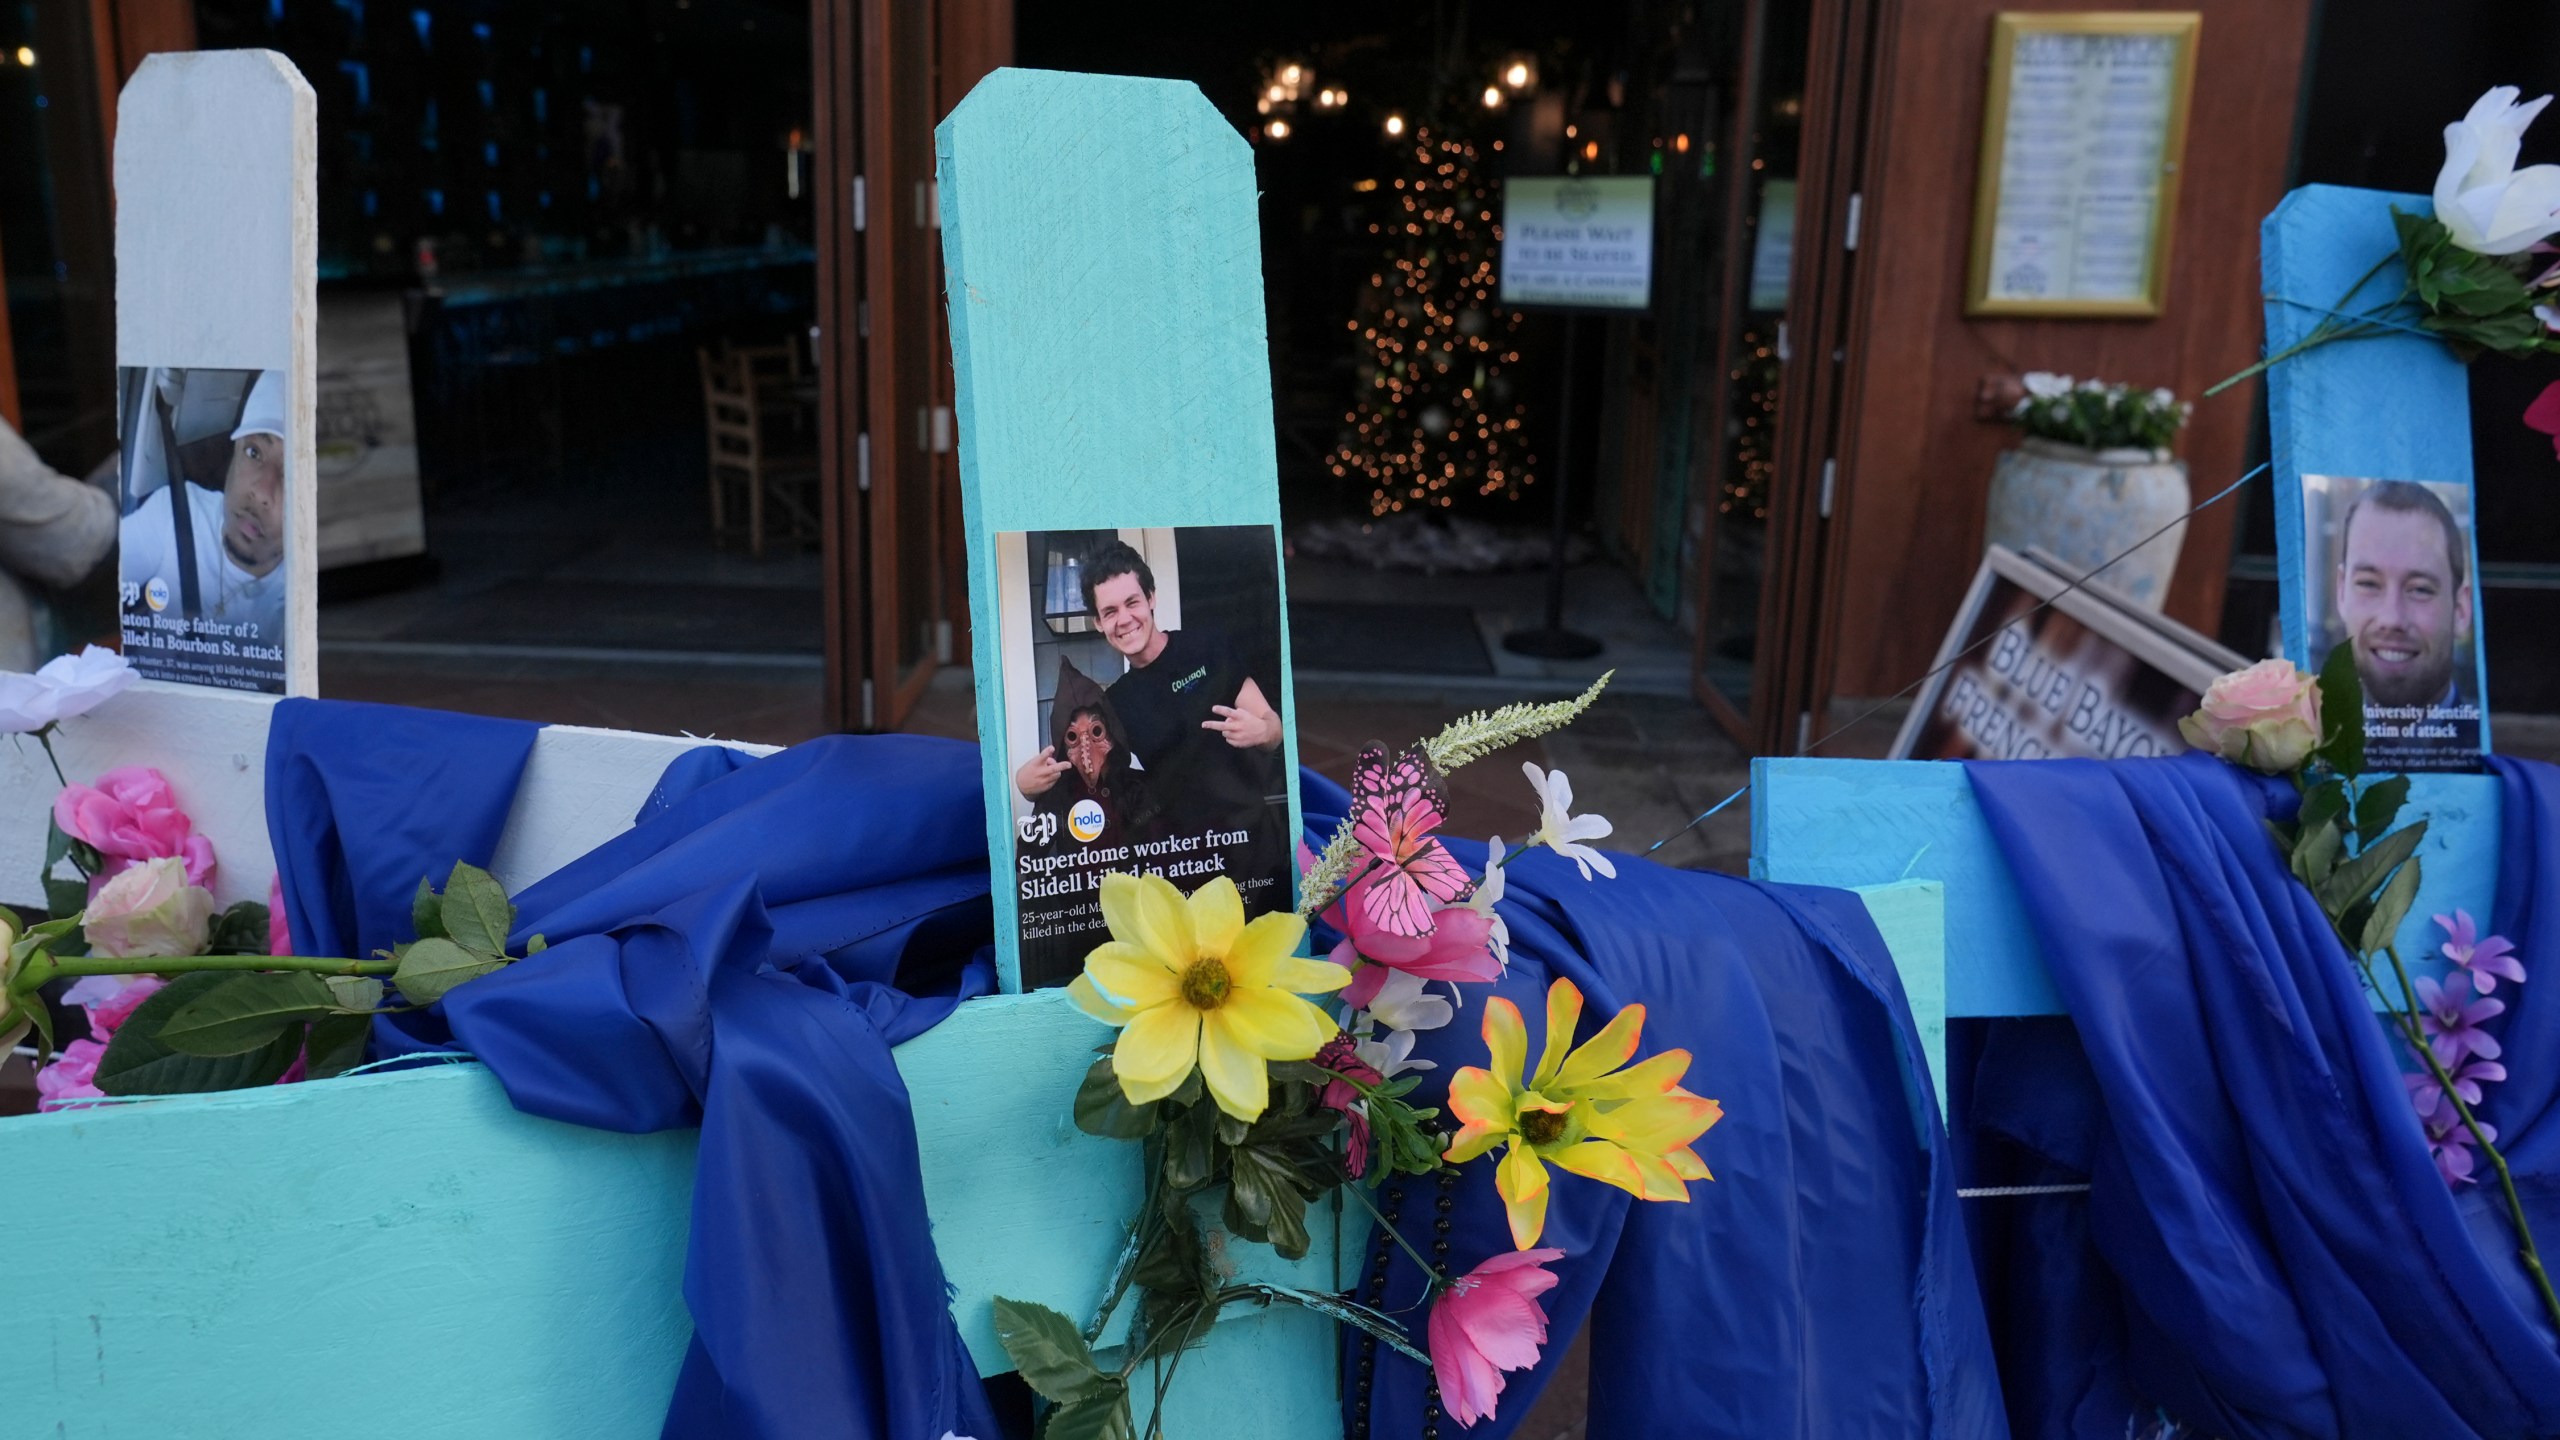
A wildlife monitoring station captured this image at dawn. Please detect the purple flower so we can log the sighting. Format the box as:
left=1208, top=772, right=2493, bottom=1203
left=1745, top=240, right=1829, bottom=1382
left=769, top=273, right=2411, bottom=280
left=2435, top=910, right=2526, bottom=993
left=2415, top=972, right=2506, bottom=1067
left=2405, top=1058, right=2506, bottom=1124
left=2424, top=1110, right=2498, bottom=1187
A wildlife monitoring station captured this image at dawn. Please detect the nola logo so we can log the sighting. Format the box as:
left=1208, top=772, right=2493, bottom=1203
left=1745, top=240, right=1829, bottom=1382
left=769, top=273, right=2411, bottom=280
left=1068, top=797, right=1106, bottom=844
left=145, top=576, right=171, bottom=613
left=1017, top=810, right=1058, bottom=847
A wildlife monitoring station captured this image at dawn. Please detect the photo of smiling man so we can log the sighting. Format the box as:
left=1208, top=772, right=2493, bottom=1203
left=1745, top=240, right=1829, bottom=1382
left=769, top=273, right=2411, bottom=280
left=997, top=524, right=1292, bottom=989
left=2302, top=474, right=2487, bottom=772
left=116, top=365, right=293, bottom=694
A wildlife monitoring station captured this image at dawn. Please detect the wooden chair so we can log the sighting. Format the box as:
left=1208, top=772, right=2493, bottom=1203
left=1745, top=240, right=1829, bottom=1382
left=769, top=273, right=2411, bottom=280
left=698, top=346, right=817, bottom=558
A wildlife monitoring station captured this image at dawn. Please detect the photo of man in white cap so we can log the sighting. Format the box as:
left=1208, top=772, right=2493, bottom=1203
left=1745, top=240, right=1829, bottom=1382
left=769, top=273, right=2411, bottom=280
left=117, top=366, right=289, bottom=647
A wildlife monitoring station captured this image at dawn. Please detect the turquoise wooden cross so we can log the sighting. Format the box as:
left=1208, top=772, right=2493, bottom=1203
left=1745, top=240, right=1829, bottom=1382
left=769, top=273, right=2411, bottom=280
left=1757, top=184, right=2503, bottom=1110
left=5, top=65, right=1951, bottom=1435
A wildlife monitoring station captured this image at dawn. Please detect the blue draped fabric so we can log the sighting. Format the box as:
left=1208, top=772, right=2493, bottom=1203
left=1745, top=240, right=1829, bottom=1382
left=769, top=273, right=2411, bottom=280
left=1965, top=752, right=2560, bottom=1439
left=1309, top=773, right=2006, bottom=1439
left=264, top=702, right=1001, bottom=1440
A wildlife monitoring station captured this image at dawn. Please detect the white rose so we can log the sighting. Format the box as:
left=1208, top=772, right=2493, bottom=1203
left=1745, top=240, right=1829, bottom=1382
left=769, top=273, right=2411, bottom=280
left=83, top=856, right=216, bottom=958
left=2434, top=86, right=2560, bottom=255
left=2021, top=372, right=2072, bottom=400
left=0, top=645, right=137, bottom=734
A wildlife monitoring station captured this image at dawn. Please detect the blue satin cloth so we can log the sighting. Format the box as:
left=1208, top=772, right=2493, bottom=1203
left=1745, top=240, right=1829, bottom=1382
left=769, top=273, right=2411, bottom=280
left=1312, top=773, right=2007, bottom=1439
left=1965, top=752, right=2560, bottom=1439
left=264, top=701, right=1001, bottom=1440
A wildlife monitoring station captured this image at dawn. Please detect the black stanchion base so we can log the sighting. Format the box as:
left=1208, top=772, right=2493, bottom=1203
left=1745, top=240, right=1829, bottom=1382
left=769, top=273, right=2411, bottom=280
left=1501, top=628, right=1605, bottom=660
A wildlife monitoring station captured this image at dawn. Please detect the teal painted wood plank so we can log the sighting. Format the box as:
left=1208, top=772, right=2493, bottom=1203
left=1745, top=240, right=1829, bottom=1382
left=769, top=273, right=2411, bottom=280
left=1856, top=879, right=1948, bottom=1123
left=2261, top=185, right=2491, bottom=747
left=938, top=69, right=1300, bottom=992
left=0, top=989, right=1343, bottom=1437
left=1753, top=758, right=2500, bottom=1017
left=4, top=1064, right=696, bottom=1439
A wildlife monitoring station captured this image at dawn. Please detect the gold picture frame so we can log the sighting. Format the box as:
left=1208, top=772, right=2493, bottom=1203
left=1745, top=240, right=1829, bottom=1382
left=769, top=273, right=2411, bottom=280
left=1966, top=12, right=2200, bottom=318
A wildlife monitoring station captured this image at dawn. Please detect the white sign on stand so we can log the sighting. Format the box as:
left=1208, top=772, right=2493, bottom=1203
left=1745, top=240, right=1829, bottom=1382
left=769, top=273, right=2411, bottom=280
left=1499, top=176, right=1655, bottom=311
left=113, top=51, right=317, bottom=695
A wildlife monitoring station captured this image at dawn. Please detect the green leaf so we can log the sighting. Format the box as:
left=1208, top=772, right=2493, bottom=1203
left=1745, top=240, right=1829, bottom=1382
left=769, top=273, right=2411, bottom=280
left=2361, top=853, right=2423, bottom=956
left=411, top=876, right=446, bottom=941
left=205, top=901, right=273, bottom=956
left=95, top=974, right=306, bottom=1095
left=1074, top=1055, right=1161, bottom=1140
left=2290, top=817, right=2344, bottom=890
left=2298, top=778, right=2349, bottom=831
left=304, top=1012, right=372, bottom=1080
left=525, top=934, right=547, bottom=955
left=437, top=862, right=515, bottom=955
left=1162, top=1096, right=1220, bottom=1192
left=43, top=874, right=90, bottom=929
left=1043, top=1383, right=1134, bottom=1440
left=2316, top=642, right=2364, bottom=778
left=991, top=1297, right=1107, bottom=1404
left=44, top=814, right=73, bottom=873
left=2354, top=775, right=2412, bottom=848
left=2318, top=820, right=2428, bottom=916
left=391, top=936, right=509, bottom=1006
left=158, top=971, right=338, bottom=1056
left=325, top=975, right=385, bottom=1011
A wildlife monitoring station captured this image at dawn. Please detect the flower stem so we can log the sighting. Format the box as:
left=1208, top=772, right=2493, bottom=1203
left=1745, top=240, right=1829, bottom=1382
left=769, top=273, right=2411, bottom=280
left=42, top=952, right=392, bottom=979
left=2376, top=940, right=2560, bottom=1334
left=1340, top=1176, right=1451, bottom=1290
left=33, top=724, right=66, bottom=787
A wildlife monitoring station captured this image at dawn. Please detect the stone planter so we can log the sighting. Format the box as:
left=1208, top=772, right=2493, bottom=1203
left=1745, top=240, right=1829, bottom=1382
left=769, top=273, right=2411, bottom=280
left=1984, top=436, right=2190, bottom=611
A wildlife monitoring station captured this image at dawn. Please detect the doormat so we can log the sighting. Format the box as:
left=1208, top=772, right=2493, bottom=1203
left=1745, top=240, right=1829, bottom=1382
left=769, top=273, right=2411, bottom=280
left=394, top=580, right=824, bottom=654
left=1289, top=601, right=1495, bottom=676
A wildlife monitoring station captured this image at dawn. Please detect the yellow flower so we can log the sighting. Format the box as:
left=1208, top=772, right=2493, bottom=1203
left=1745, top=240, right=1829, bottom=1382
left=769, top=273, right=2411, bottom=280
left=1445, top=977, right=1722, bottom=1249
left=1068, top=873, right=1350, bottom=1122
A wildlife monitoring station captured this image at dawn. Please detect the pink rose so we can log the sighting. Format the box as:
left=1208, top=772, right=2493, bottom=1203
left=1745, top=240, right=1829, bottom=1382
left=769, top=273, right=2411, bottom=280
left=53, top=765, right=216, bottom=888
left=2178, top=659, right=2323, bottom=773
left=82, top=856, right=216, bottom=958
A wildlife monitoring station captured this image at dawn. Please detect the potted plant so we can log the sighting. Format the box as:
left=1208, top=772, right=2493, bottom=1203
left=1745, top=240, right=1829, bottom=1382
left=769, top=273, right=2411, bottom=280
left=1986, top=374, right=2194, bottom=611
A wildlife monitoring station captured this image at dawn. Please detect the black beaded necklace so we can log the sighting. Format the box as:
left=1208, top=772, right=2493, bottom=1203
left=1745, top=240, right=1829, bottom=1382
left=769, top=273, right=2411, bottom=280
left=1349, top=1166, right=1458, bottom=1438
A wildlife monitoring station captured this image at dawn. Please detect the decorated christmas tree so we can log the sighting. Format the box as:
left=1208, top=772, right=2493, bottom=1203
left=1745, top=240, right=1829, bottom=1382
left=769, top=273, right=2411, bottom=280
left=1329, top=125, right=1534, bottom=515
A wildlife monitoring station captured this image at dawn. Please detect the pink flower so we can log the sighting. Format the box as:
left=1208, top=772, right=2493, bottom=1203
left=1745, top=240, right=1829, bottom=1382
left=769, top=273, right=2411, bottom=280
left=1328, top=874, right=1499, bottom=1009
left=2436, top=910, right=2525, bottom=992
left=63, top=974, right=167, bottom=1039
left=268, top=873, right=291, bottom=956
left=82, top=856, right=216, bottom=959
left=2526, top=381, right=2560, bottom=462
left=1313, top=1033, right=1384, bottom=1177
left=1428, top=1247, right=1565, bottom=1427
left=53, top=766, right=216, bottom=888
left=2177, top=659, right=2323, bottom=773
left=34, top=1038, right=109, bottom=1110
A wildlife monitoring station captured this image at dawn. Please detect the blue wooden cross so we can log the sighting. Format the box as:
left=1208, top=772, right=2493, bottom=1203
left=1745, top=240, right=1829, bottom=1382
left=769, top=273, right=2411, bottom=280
left=1756, top=184, right=2503, bottom=1118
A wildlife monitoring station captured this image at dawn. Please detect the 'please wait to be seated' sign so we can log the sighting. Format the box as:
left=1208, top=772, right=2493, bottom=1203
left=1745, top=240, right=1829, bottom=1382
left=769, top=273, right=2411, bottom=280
left=1499, top=175, right=1654, bottom=312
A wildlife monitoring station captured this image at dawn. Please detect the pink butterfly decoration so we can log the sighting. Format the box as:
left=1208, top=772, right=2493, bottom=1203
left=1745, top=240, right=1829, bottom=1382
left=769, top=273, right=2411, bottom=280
left=1350, top=744, right=1475, bottom=938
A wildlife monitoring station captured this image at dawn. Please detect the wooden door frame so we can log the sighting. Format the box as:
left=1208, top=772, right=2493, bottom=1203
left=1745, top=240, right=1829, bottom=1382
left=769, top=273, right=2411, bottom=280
left=1747, top=0, right=1887, bottom=756
left=1687, top=0, right=1771, bottom=746
left=813, top=0, right=869, bottom=730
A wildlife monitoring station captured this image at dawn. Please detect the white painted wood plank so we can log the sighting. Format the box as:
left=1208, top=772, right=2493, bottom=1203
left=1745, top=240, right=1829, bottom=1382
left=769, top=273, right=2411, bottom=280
left=2, top=686, right=771, bottom=913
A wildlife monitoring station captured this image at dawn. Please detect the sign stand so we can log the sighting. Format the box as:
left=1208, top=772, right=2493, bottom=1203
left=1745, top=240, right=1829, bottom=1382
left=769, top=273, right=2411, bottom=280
left=1502, top=311, right=1603, bottom=659
left=1494, top=174, right=1655, bottom=662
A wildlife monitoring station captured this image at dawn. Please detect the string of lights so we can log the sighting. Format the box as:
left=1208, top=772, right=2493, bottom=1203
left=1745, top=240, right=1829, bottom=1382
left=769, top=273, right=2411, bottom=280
left=1328, top=127, right=1536, bottom=516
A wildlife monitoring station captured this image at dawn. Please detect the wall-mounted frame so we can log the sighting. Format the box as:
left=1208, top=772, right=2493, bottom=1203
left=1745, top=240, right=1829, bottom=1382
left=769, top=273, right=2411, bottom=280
left=1965, top=11, right=2199, bottom=318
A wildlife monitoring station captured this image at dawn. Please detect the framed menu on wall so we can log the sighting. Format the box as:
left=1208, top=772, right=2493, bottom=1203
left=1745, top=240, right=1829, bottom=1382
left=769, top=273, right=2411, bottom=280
left=1966, top=12, right=2200, bottom=318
